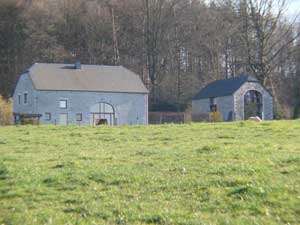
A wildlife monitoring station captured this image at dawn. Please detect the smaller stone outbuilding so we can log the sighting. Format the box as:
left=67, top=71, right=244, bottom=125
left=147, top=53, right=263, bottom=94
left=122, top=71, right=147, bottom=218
left=192, top=75, right=273, bottom=121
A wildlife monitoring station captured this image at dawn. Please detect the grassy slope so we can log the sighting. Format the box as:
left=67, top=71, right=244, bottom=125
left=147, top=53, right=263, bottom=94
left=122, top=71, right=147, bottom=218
left=0, top=121, right=300, bottom=225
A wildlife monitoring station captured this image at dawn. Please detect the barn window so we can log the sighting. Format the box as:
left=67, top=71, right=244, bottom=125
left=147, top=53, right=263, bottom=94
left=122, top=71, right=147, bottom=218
left=45, top=113, right=51, bottom=121
left=76, top=113, right=82, bottom=121
left=24, top=93, right=28, bottom=104
left=18, top=94, right=21, bottom=104
left=59, top=100, right=67, bottom=109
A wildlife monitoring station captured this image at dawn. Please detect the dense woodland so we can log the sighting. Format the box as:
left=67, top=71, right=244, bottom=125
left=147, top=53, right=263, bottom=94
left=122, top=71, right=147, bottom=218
left=0, top=0, right=299, bottom=117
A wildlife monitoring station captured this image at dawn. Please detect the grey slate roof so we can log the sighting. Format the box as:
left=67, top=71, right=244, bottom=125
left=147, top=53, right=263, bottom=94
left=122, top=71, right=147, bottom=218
left=27, top=63, right=148, bottom=94
left=193, top=75, right=259, bottom=100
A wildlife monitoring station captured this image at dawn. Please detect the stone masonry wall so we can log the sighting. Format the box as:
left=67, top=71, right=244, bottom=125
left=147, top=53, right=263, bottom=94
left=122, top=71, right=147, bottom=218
left=234, top=82, right=273, bottom=120
left=13, top=73, right=148, bottom=125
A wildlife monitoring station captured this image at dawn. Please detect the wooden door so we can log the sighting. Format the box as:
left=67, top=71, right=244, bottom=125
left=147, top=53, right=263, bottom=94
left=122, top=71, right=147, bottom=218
left=59, top=113, right=68, bottom=125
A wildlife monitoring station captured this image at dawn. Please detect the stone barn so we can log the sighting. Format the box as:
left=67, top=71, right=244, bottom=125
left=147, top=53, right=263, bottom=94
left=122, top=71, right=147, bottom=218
left=13, top=63, right=148, bottom=125
left=192, top=75, right=273, bottom=121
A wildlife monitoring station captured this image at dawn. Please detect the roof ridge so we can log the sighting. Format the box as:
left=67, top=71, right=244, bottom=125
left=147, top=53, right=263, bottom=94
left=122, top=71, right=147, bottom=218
left=33, top=62, right=123, bottom=67
left=28, top=63, right=148, bottom=93
left=193, top=74, right=258, bottom=100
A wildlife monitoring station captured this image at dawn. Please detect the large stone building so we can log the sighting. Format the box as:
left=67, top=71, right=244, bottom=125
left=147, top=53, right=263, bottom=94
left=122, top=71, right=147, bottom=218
left=192, top=75, right=273, bottom=121
left=13, top=63, right=148, bottom=125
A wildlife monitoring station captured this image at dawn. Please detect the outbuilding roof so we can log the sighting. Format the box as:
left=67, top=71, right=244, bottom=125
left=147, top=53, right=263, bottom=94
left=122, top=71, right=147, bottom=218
left=193, top=75, right=260, bottom=100
left=27, top=63, right=148, bottom=94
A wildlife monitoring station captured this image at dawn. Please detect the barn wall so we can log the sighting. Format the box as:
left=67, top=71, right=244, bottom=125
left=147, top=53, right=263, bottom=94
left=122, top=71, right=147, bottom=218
left=13, top=73, right=37, bottom=114
left=13, top=73, right=148, bottom=125
left=35, top=91, right=148, bottom=125
left=234, top=82, right=273, bottom=120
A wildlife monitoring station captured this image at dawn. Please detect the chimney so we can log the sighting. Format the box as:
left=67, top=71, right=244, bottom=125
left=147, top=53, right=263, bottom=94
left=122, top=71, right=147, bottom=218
left=71, top=50, right=81, bottom=69
left=75, top=60, right=81, bottom=70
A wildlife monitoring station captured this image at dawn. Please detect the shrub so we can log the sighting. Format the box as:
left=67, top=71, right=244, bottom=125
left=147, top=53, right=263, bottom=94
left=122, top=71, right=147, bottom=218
left=0, top=96, right=13, bottom=125
left=209, top=111, right=223, bottom=122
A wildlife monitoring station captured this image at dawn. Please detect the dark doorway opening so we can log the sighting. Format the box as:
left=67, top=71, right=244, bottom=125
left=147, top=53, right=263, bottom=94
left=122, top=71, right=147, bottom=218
left=90, top=102, right=115, bottom=126
left=244, top=90, right=263, bottom=119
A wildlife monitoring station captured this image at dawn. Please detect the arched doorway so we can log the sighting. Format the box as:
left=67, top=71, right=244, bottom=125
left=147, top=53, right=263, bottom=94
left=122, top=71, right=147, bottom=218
left=244, top=90, right=263, bottom=119
left=90, top=102, right=115, bottom=125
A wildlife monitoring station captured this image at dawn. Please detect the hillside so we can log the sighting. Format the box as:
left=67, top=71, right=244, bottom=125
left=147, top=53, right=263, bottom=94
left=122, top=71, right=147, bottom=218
left=1, top=1, right=299, bottom=117
left=0, top=121, right=300, bottom=224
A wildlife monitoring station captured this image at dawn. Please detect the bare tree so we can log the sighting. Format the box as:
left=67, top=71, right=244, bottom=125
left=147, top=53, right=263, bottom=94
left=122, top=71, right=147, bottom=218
left=143, top=0, right=180, bottom=106
left=238, top=0, right=299, bottom=84
left=0, top=0, right=300, bottom=115
left=0, top=0, right=25, bottom=98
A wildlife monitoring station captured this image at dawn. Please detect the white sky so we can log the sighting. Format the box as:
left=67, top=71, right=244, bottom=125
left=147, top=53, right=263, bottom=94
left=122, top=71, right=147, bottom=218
left=206, top=0, right=299, bottom=18
left=286, top=0, right=300, bottom=17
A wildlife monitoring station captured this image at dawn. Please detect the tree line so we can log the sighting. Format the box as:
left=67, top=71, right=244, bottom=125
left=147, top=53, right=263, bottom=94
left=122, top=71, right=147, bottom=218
left=0, top=0, right=299, bottom=117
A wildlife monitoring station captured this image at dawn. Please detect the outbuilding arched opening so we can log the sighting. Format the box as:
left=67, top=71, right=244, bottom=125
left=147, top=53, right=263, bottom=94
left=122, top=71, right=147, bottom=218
left=90, top=102, right=115, bottom=125
left=244, top=90, right=263, bottom=119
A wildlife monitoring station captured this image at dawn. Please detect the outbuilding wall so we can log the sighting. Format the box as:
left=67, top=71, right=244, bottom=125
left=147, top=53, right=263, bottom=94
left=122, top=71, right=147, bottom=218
left=215, top=95, right=234, bottom=121
left=192, top=95, right=234, bottom=121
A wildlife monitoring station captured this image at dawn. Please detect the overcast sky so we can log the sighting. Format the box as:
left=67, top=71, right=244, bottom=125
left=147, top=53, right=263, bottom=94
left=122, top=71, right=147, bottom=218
left=286, top=0, right=300, bottom=17
left=208, top=0, right=300, bottom=17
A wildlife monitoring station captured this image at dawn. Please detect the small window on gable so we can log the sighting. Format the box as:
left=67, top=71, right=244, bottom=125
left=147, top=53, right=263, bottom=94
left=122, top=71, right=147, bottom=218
left=76, top=113, right=82, bottom=121
left=45, top=113, right=51, bottom=121
left=18, top=94, right=21, bottom=104
left=24, top=93, right=28, bottom=104
left=60, top=100, right=67, bottom=109
left=210, top=104, right=217, bottom=112
left=210, top=97, right=216, bottom=105
left=210, top=97, right=217, bottom=112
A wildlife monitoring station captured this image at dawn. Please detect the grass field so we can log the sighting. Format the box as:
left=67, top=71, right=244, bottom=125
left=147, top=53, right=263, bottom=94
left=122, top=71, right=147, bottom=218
left=0, top=121, right=300, bottom=225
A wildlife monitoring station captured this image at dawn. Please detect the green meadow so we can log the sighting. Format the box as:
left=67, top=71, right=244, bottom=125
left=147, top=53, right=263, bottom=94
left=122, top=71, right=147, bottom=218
left=0, top=121, right=300, bottom=225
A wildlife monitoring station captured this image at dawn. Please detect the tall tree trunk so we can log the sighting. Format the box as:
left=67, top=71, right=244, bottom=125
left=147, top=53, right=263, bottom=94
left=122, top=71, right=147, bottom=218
left=111, top=7, right=120, bottom=65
